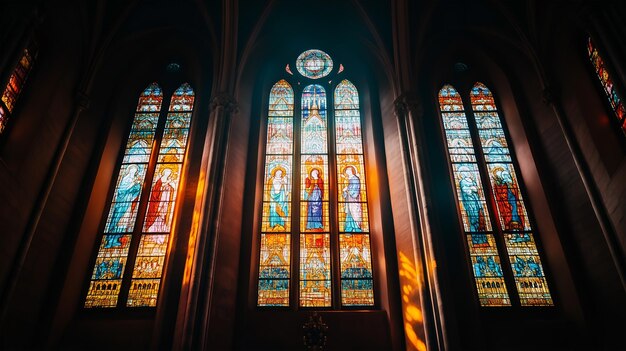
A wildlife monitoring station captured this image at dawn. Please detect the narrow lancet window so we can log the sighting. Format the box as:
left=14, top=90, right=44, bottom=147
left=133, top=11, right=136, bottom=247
left=0, top=44, right=38, bottom=134
left=335, top=80, right=374, bottom=306
left=470, top=83, right=552, bottom=306
left=257, top=79, right=294, bottom=306
left=299, top=84, right=331, bottom=307
left=587, top=36, right=626, bottom=134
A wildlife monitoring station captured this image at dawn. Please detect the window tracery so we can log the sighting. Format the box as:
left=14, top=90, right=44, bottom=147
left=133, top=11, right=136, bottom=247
left=257, top=51, right=374, bottom=308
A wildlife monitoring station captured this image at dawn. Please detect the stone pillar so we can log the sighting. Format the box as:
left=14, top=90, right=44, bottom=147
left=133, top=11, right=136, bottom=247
left=393, top=93, right=446, bottom=351
left=0, top=89, right=90, bottom=326
left=170, top=92, right=238, bottom=351
left=541, top=86, right=626, bottom=290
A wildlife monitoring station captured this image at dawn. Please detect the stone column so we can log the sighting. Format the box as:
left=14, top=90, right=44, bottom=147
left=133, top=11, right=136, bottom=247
left=170, top=92, right=238, bottom=351
left=394, top=93, right=446, bottom=351
left=0, top=90, right=90, bottom=325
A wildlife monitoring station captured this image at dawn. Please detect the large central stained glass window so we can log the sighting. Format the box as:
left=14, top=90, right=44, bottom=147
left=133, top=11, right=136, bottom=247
left=257, top=50, right=375, bottom=308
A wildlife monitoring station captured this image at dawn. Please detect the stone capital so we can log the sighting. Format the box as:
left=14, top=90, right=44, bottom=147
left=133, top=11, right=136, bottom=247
left=210, top=93, right=238, bottom=114
left=394, top=93, right=422, bottom=119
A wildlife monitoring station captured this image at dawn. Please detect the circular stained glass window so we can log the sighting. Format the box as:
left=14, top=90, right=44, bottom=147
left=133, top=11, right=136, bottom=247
left=296, top=49, right=333, bottom=79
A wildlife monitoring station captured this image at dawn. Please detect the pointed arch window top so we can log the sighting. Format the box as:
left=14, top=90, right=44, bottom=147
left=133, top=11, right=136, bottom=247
left=270, top=80, right=294, bottom=116
left=137, top=83, right=163, bottom=112
left=470, top=83, right=496, bottom=111
left=439, top=85, right=464, bottom=111
left=334, top=80, right=359, bottom=110
left=170, top=83, right=195, bottom=112
left=296, top=49, right=333, bottom=79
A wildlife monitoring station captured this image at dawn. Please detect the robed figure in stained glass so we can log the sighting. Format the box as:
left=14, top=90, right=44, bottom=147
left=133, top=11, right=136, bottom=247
left=305, top=168, right=324, bottom=230
left=145, top=167, right=176, bottom=232
left=342, top=166, right=362, bottom=232
left=268, top=166, right=288, bottom=230
left=107, top=164, right=141, bottom=234
left=95, top=259, right=124, bottom=280
left=458, top=167, right=488, bottom=245
left=492, top=166, right=525, bottom=231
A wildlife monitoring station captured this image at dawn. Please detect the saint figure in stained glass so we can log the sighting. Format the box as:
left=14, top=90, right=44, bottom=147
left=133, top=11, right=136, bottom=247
left=491, top=166, right=525, bottom=231
left=268, top=166, right=288, bottom=230
left=458, top=167, right=487, bottom=235
left=305, top=168, right=324, bottom=230
left=107, top=164, right=142, bottom=233
left=145, top=167, right=176, bottom=232
left=342, top=165, right=362, bottom=232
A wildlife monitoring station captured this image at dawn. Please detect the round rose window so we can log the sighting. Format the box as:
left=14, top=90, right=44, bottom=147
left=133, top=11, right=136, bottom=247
left=296, top=49, right=333, bottom=79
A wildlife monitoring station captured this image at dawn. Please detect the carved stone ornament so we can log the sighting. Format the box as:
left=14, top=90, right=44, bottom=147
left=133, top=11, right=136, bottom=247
left=209, top=93, right=238, bottom=114
left=303, top=312, right=328, bottom=350
left=394, top=93, right=422, bottom=119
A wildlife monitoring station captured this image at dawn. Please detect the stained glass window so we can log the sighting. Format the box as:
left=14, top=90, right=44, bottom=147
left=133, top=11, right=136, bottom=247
left=85, top=82, right=195, bottom=308
left=438, top=83, right=553, bottom=307
left=470, top=83, right=552, bottom=306
left=587, top=36, right=626, bottom=134
left=439, top=85, right=510, bottom=306
left=335, top=80, right=374, bottom=306
left=296, top=50, right=333, bottom=79
left=257, top=52, right=375, bottom=309
left=300, top=84, right=332, bottom=307
left=258, top=80, right=294, bottom=306
left=0, top=44, right=37, bottom=134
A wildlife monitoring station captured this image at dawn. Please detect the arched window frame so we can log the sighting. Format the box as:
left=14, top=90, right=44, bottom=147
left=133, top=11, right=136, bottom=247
left=437, top=81, right=555, bottom=308
left=83, top=81, right=196, bottom=309
left=255, top=51, right=377, bottom=310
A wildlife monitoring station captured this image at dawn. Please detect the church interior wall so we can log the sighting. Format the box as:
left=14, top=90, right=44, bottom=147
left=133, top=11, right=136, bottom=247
left=0, top=0, right=624, bottom=350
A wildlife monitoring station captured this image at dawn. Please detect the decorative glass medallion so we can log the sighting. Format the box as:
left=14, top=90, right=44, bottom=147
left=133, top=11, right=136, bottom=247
left=296, top=50, right=333, bottom=79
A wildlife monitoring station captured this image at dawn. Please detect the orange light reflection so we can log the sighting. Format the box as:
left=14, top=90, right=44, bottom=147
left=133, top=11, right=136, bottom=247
left=398, top=251, right=427, bottom=351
